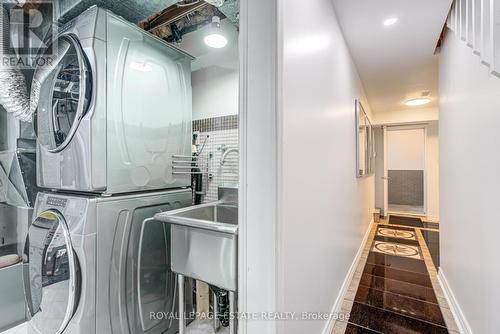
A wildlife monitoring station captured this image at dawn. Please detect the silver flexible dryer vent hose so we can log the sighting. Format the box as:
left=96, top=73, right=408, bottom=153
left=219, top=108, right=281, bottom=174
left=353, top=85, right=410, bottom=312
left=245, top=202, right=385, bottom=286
left=0, top=5, right=31, bottom=122
left=0, top=4, right=70, bottom=123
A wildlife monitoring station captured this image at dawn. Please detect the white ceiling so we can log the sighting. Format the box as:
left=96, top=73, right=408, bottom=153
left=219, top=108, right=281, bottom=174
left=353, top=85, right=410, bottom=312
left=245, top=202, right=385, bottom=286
left=332, top=0, right=452, bottom=114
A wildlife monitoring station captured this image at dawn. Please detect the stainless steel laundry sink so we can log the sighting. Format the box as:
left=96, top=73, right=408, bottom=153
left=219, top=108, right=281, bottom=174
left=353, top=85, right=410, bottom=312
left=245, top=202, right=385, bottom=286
left=158, top=202, right=238, bottom=234
left=154, top=202, right=238, bottom=291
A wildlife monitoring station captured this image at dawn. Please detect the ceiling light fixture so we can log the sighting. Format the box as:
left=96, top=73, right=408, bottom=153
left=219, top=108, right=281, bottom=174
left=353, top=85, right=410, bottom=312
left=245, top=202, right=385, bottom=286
left=405, top=97, right=431, bottom=106
left=383, top=17, right=398, bottom=26
left=204, top=16, right=228, bottom=48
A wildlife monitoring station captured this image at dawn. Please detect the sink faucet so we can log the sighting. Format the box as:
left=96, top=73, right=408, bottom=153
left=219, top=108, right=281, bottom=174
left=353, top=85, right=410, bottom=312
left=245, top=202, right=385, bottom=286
left=220, top=147, right=239, bottom=166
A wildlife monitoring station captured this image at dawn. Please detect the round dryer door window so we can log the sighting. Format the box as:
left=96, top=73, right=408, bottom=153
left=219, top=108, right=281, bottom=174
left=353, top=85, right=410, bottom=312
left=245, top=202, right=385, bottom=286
left=34, top=34, right=92, bottom=152
left=23, top=210, right=80, bottom=334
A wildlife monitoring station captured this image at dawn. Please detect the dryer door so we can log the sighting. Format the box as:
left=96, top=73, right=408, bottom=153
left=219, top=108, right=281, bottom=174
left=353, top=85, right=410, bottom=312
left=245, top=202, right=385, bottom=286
left=23, top=210, right=80, bottom=334
left=34, top=34, right=92, bottom=153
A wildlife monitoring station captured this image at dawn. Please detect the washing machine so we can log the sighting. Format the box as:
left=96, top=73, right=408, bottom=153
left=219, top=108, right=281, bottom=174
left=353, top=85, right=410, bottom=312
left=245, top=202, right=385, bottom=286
left=34, top=6, right=194, bottom=194
left=22, top=189, right=193, bottom=334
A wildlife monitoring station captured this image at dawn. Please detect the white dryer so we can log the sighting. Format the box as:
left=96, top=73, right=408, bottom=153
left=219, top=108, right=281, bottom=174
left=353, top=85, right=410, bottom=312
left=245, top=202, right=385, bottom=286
left=23, top=189, right=192, bottom=334
left=34, top=6, right=194, bottom=194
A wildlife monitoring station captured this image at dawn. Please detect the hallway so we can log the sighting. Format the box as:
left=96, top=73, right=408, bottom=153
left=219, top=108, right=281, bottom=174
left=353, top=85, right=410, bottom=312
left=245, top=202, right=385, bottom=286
left=1, top=0, right=500, bottom=333
left=333, top=216, right=458, bottom=333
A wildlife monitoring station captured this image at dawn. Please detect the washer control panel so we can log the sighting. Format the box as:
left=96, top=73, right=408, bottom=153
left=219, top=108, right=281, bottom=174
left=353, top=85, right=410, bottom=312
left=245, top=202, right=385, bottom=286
left=46, top=196, right=68, bottom=208
left=34, top=192, right=92, bottom=235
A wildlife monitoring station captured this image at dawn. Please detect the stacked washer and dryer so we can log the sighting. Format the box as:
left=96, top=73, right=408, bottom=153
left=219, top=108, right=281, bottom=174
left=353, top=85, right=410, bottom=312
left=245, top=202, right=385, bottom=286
left=23, top=6, right=195, bottom=334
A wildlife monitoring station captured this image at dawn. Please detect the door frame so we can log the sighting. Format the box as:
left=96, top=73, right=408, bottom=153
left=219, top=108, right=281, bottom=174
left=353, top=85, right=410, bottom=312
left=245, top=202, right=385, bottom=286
left=383, top=124, right=428, bottom=216
left=238, top=0, right=280, bottom=333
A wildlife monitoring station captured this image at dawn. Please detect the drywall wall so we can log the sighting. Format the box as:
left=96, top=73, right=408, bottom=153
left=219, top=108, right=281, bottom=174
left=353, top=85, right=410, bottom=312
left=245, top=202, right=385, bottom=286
left=192, top=66, right=239, bottom=120
left=426, top=122, right=439, bottom=220
left=278, top=0, right=375, bottom=333
left=439, top=32, right=500, bottom=333
left=373, top=107, right=438, bottom=125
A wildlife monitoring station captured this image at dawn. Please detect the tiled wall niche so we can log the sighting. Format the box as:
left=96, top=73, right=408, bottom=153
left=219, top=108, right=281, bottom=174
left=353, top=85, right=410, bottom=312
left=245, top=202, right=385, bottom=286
left=193, top=115, right=239, bottom=203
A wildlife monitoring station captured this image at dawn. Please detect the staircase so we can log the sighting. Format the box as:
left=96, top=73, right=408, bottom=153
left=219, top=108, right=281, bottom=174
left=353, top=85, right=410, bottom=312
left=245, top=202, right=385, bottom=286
left=446, top=0, right=500, bottom=77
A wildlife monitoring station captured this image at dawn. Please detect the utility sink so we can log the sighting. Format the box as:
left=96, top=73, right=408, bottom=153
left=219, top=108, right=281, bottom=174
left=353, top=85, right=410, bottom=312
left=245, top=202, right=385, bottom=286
left=154, top=201, right=238, bottom=291
left=157, top=202, right=238, bottom=234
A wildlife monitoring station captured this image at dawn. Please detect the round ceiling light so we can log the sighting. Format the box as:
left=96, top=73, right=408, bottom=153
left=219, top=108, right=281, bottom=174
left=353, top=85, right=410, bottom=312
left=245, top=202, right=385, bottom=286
left=204, top=16, right=228, bottom=48
left=405, top=97, right=431, bottom=106
left=204, top=33, right=228, bottom=48
left=383, top=17, right=398, bottom=26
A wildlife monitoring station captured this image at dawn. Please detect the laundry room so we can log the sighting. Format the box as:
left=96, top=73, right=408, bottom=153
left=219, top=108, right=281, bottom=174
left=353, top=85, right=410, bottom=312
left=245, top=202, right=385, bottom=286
left=0, top=1, right=240, bottom=334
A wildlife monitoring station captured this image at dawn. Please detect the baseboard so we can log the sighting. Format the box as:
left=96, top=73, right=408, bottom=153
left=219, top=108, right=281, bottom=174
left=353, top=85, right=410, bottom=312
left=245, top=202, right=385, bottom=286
left=321, top=218, right=374, bottom=334
left=425, top=215, right=440, bottom=223
left=438, top=269, right=472, bottom=334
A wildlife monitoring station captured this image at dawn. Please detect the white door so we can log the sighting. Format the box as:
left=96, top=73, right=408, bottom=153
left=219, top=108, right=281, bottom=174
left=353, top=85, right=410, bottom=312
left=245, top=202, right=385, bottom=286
left=384, top=126, right=426, bottom=215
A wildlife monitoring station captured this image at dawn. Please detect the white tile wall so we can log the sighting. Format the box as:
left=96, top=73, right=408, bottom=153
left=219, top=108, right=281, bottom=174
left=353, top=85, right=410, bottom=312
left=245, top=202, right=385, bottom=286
left=193, top=117, right=239, bottom=203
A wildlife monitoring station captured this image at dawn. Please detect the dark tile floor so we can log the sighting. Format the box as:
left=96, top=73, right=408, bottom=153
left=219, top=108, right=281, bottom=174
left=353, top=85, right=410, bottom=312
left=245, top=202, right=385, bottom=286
left=422, top=229, right=440, bottom=267
left=344, top=224, right=450, bottom=334
left=387, top=215, right=439, bottom=230
left=389, top=215, right=424, bottom=227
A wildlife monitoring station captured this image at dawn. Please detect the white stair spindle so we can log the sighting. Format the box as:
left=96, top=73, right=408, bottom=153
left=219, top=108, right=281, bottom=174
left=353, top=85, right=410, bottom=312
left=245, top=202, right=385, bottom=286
left=491, top=0, right=500, bottom=76
left=461, top=0, right=468, bottom=40
left=473, top=0, right=482, bottom=54
left=467, top=0, right=474, bottom=46
left=481, top=0, right=492, bottom=65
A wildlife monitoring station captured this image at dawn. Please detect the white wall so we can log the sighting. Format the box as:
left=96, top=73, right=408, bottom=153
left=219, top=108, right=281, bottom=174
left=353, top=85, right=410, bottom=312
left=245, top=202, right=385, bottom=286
left=426, top=122, right=439, bottom=220
left=192, top=66, right=239, bottom=120
left=373, top=107, right=438, bottom=125
left=278, top=1, right=375, bottom=333
left=439, top=32, right=500, bottom=333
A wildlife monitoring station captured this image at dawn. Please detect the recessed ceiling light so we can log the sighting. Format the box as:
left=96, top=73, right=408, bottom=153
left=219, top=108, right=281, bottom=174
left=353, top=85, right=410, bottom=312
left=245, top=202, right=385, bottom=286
left=383, top=17, right=398, bottom=26
left=204, top=16, right=228, bottom=48
left=405, top=97, right=431, bottom=106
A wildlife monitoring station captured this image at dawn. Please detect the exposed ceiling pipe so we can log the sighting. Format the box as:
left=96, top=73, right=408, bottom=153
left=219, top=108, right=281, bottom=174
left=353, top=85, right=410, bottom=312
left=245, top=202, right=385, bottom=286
left=56, top=0, right=181, bottom=23
left=145, top=0, right=209, bottom=32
